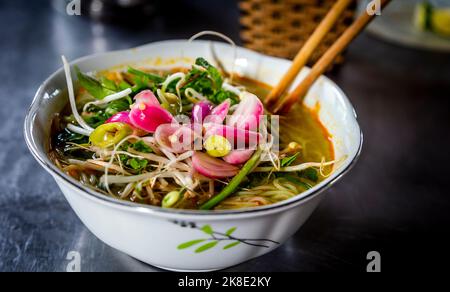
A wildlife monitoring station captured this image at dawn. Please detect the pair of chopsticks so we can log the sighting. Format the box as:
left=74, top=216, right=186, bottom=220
left=266, top=0, right=392, bottom=114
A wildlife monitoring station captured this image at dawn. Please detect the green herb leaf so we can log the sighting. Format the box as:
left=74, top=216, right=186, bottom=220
left=118, top=80, right=132, bottom=91
left=55, top=128, right=88, bottom=147
left=181, top=58, right=234, bottom=105
left=119, top=154, right=128, bottom=164
left=223, top=241, right=240, bottom=250
left=212, top=89, right=238, bottom=105
left=299, top=168, right=319, bottom=182
left=183, top=70, right=214, bottom=97
left=195, top=241, right=219, bottom=253
left=195, top=57, right=223, bottom=90
left=225, top=227, right=237, bottom=236
left=54, top=129, right=91, bottom=159
left=129, top=158, right=140, bottom=170
left=177, top=239, right=207, bottom=250
left=128, top=67, right=164, bottom=83
left=75, top=66, right=115, bottom=100
left=100, top=76, right=118, bottom=91
left=130, top=140, right=153, bottom=153
left=83, top=97, right=130, bottom=128
left=281, top=152, right=300, bottom=167
left=128, top=158, right=148, bottom=171
left=127, top=67, right=163, bottom=94
left=104, top=99, right=130, bottom=117
left=200, top=225, right=214, bottom=235
left=83, top=111, right=108, bottom=128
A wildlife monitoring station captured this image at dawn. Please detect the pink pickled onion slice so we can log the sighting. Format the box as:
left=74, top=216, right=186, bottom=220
left=192, top=101, right=213, bottom=125
left=134, top=90, right=160, bottom=106
left=223, top=149, right=254, bottom=165
left=204, top=99, right=230, bottom=125
left=105, top=111, right=147, bottom=136
left=228, top=92, right=263, bottom=131
left=129, top=103, right=174, bottom=133
left=192, top=152, right=239, bottom=179
left=106, top=111, right=130, bottom=124
left=155, top=124, right=197, bottom=154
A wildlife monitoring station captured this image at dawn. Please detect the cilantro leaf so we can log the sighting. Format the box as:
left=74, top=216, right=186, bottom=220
left=83, top=111, right=108, bottom=128
left=130, top=141, right=153, bottom=153
left=104, top=99, right=130, bottom=117
left=128, top=158, right=148, bottom=171
left=181, top=58, right=237, bottom=105
left=195, top=57, right=223, bottom=90
left=212, top=89, right=238, bottom=105
left=83, top=98, right=131, bottom=128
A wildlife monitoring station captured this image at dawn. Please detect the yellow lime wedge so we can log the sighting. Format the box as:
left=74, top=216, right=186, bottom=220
left=204, top=135, right=231, bottom=158
left=431, top=8, right=450, bottom=37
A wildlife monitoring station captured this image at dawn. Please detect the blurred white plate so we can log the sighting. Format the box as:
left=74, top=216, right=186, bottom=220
left=359, top=0, right=450, bottom=52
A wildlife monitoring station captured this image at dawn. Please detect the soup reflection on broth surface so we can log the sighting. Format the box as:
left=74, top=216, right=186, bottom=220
left=50, top=59, right=335, bottom=210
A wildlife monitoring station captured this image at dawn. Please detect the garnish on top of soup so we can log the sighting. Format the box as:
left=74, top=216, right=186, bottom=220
left=50, top=55, right=339, bottom=210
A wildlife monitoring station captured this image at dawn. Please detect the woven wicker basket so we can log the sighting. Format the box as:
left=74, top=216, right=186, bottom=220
left=239, top=0, right=356, bottom=66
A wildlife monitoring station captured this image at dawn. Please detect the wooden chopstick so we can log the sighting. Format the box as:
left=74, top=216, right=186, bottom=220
left=273, top=0, right=392, bottom=114
left=265, top=0, right=353, bottom=108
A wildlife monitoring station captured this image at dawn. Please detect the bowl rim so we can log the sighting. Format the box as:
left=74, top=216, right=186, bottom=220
left=23, top=40, right=363, bottom=217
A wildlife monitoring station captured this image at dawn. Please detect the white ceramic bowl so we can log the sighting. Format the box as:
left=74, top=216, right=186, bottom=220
left=24, top=40, right=362, bottom=271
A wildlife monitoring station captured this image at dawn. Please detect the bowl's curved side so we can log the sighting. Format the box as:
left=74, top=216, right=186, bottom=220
left=54, top=174, right=325, bottom=271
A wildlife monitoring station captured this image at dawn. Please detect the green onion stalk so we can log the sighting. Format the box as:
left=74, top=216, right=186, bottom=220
left=200, top=148, right=263, bottom=210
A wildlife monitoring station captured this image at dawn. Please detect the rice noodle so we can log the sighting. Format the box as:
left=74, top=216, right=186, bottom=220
left=253, top=157, right=346, bottom=173
left=319, top=157, right=334, bottom=178
left=216, top=178, right=302, bottom=210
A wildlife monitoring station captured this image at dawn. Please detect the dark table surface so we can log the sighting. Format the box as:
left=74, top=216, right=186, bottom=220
left=1, top=0, right=450, bottom=272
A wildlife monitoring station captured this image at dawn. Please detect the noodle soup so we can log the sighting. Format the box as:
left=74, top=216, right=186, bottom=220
left=50, top=58, right=334, bottom=210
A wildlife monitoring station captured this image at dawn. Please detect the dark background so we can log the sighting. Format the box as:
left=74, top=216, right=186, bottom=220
left=1, top=0, right=450, bottom=272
